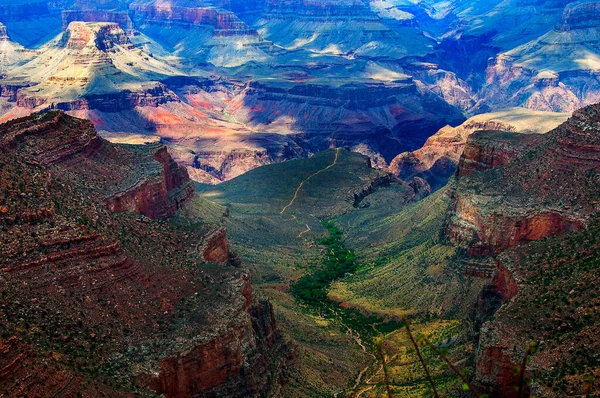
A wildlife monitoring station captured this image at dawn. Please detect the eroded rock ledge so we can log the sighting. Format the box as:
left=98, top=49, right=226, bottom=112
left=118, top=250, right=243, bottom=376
left=447, top=104, right=600, bottom=396
left=0, top=111, right=291, bottom=397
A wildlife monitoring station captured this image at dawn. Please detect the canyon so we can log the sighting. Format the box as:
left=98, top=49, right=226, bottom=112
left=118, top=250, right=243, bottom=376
left=0, top=111, right=290, bottom=397
left=446, top=104, right=600, bottom=396
left=2, top=0, right=599, bottom=184
left=1, top=0, right=600, bottom=397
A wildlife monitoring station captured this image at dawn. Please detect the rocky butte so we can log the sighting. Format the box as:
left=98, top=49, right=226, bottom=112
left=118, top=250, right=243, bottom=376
left=0, top=111, right=291, bottom=397
left=389, top=108, right=571, bottom=191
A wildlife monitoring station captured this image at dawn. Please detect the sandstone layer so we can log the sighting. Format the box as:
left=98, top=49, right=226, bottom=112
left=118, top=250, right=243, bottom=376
left=446, top=104, right=600, bottom=396
left=389, top=108, right=570, bottom=191
left=0, top=111, right=290, bottom=397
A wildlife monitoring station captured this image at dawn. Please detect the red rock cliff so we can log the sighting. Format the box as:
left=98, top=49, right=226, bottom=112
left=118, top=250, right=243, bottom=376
left=105, top=144, right=194, bottom=219
left=448, top=105, right=600, bottom=396
left=0, top=111, right=290, bottom=397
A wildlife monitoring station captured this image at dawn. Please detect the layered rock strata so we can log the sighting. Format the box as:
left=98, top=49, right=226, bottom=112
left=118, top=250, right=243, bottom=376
left=446, top=104, right=600, bottom=396
left=0, top=111, right=290, bottom=397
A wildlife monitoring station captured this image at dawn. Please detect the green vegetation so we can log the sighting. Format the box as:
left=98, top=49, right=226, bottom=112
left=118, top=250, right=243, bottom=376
left=194, top=150, right=394, bottom=396
left=293, top=221, right=358, bottom=303
left=193, top=150, right=482, bottom=397
left=330, top=188, right=485, bottom=320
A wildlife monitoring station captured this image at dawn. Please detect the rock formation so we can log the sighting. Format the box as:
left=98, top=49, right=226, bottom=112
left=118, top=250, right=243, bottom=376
left=480, top=0, right=600, bottom=112
left=446, top=104, right=600, bottom=396
left=229, top=79, right=465, bottom=166
left=129, top=1, right=270, bottom=68
left=252, top=0, right=435, bottom=59
left=0, top=111, right=290, bottom=397
left=389, top=108, right=570, bottom=190
left=0, top=23, right=36, bottom=73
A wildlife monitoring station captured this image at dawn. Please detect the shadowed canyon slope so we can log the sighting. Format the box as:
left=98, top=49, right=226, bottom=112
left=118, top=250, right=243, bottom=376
left=0, top=111, right=291, bottom=397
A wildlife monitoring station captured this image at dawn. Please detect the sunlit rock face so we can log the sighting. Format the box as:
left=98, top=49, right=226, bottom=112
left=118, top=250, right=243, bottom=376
left=0, top=21, right=180, bottom=101
left=0, top=4, right=469, bottom=184
left=0, top=20, right=185, bottom=126
left=442, top=104, right=600, bottom=398
left=477, top=0, right=600, bottom=112
left=0, top=23, right=36, bottom=73
left=448, top=104, right=600, bottom=258
left=249, top=0, right=435, bottom=60
left=129, top=0, right=272, bottom=68
left=388, top=108, right=570, bottom=190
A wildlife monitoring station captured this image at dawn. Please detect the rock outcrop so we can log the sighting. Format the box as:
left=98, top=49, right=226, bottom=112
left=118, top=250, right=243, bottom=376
left=130, top=4, right=259, bottom=37
left=389, top=108, right=570, bottom=191
left=0, top=111, right=290, bottom=397
left=201, top=227, right=231, bottom=264
left=445, top=104, right=600, bottom=396
left=129, top=2, right=270, bottom=68
left=0, top=1, right=468, bottom=186
left=480, top=0, right=600, bottom=112
left=0, top=23, right=36, bottom=72
left=447, top=126, right=590, bottom=257
left=253, top=0, right=435, bottom=59
left=105, top=144, right=194, bottom=219
left=145, top=284, right=286, bottom=397
left=231, top=79, right=465, bottom=164
left=473, top=219, right=600, bottom=397
left=2, top=21, right=181, bottom=110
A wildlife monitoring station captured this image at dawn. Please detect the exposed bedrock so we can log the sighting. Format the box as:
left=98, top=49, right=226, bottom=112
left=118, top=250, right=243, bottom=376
left=16, top=83, right=180, bottom=111
left=480, top=1, right=600, bottom=112
left=447, top=127, right=590, bottom=257
left=448, top=191, right=584, bottom=257
left=445, top=104, right=600, bottom=395
left=129, top=4, right=258, bottom=36
left=61, top=10, right=134, bottom=31
left=389, top=119, right=518, bottom=190
left=455, top=131, right=536, bottom=178
left=104, top=145, right=194, bottom=220
left=559, top=0, right=600, bottom=29
left=262, top=0, right=372, bottom=19
left=234, top=79, right=465, bottom=162
left=482, top=56, right=587, bottom=112
left=201, top=227, right=231, bottom=264
left=145, top=282, right=290, bottom=398
left=0, top=110, right=291, bottom=397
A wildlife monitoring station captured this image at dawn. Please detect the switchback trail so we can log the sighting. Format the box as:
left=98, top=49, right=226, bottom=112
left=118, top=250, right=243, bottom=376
left=298, top=224, right=311, bottom=238
left=280, top=148, right=341, bottom=214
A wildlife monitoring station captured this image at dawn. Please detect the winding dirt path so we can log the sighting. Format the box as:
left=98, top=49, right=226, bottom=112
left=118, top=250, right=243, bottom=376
left=280, top=148, right=341, bottom=214
left=298, top=224, right=311, bottom=238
